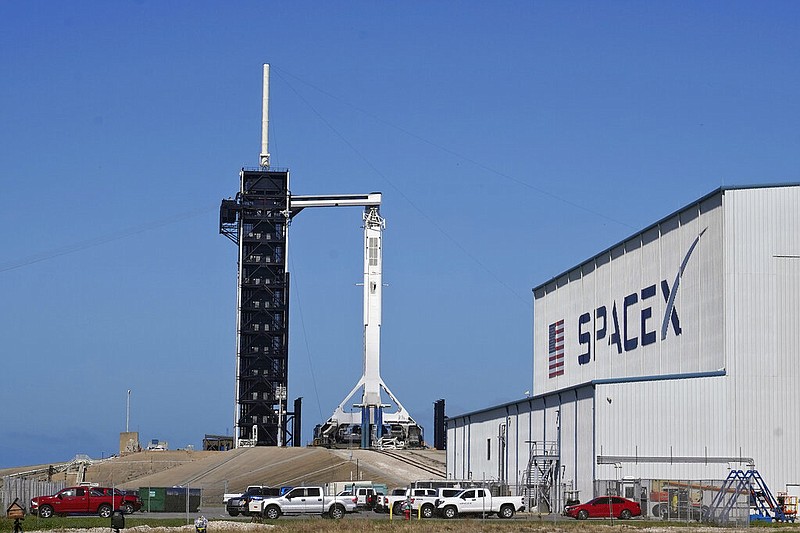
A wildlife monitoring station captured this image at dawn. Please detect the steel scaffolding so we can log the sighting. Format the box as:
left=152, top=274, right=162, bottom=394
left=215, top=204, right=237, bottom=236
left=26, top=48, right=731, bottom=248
left=220, top=168, right=294, bottom=447
left=522, top=440, right=560, bottom=513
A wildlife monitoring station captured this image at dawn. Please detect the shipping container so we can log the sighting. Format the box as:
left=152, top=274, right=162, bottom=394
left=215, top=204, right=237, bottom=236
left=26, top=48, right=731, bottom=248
left=164, top=488, right=201, bottom=512
left=139, top=487, right=166, bottom=512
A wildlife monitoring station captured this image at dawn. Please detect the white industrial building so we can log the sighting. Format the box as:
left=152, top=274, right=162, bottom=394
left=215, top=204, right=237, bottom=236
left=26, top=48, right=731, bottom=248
left=446, top=184, right=800, bottom=514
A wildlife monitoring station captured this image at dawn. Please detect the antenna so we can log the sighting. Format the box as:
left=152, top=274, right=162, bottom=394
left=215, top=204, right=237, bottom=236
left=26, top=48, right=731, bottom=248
left=259, top=63, right=270, bottom=168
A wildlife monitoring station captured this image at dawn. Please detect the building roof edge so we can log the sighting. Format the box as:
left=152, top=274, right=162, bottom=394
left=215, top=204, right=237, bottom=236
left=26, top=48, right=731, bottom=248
left=532, top=182, right=800, bottom=293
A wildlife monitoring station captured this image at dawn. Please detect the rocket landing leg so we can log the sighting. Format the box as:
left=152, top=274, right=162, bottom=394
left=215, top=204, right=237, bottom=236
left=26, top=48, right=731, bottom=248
left=315, top=376, right=422, bottom=449
left=307, top=202, right=423, bottom=449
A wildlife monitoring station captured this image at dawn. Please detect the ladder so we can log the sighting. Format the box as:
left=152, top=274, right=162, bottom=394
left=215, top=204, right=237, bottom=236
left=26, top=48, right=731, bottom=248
left=707, top=469, right=779, bottom=523
left=522, top=441, right=559, bottom=513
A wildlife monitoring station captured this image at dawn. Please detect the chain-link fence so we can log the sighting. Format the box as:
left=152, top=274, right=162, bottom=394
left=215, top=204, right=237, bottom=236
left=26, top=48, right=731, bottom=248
left=595, top=478, right=752, bottom=527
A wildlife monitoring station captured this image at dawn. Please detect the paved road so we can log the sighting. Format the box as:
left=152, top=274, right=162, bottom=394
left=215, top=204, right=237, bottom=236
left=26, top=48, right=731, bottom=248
left=138, top=506, right=574, bottom=522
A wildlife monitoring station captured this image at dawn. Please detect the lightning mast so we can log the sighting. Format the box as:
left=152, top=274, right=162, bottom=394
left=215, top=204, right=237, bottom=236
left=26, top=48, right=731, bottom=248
left=220, top=64, right=296, bottom=448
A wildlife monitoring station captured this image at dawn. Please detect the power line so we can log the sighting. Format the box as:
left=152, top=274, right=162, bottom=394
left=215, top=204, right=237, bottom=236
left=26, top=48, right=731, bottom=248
left=276, top=69, right=532, bottom=309
left=272, top=65, right=636, bottom=230
left=0, top=205, right=216, bottom=274
left=288, top=254, right=325, bottom=423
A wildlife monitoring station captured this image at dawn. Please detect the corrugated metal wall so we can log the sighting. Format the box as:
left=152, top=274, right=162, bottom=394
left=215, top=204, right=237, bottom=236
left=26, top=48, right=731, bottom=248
left=594, top=377, right=733, bottom=481
left=591, top=186, right=800, bottom=492
left=722, top=186, right=800, bottom=492
left=533, top=193, right=725, bottom=396
left=448, top=185, right=800, bottom=505
left=446, top=386, right=596, bottom=501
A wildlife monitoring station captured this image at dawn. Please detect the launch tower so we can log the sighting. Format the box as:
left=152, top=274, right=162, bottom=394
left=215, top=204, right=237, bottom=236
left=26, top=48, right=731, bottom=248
left=220, top=64, right=421, bottom=449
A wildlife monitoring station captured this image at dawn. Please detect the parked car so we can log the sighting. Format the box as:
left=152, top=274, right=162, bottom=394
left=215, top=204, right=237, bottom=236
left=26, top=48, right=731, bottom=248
left=411, top=487, right=464, bottom=518
left=564, top=496, right=641, bottom=520
left=249, top=486, right=357, bottom=519
left=387, top=488, right=439, bottom=516
left=226, top=486, right=281, bottom=516
left=434, top=487, right=464, bottom=502
left=353, top=486, right=376, bottom=510
left=94, top=487, right=142, bottom=514
left=30, top=486, right=141, bottom=518
left=435, top=488, right=525, bottom=519
left=375, top=490, right=395, bottom=514
left=223, top=484, right=265, bottom=505
left=373, top=490, right=386, bottom=513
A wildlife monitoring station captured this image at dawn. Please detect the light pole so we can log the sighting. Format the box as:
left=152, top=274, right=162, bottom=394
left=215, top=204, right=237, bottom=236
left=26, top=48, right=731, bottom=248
left=126, top=390, right=131, bottom=432
left=276, top=385, right=287, bottom=446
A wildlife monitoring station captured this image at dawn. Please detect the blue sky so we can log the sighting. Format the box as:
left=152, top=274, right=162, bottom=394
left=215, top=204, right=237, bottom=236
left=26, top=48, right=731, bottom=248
left=2, top=1, right=799, bottom=467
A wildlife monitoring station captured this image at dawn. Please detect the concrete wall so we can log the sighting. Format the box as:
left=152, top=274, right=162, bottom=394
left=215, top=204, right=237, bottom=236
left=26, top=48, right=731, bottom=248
left=119, top=432, right=140, bottom=455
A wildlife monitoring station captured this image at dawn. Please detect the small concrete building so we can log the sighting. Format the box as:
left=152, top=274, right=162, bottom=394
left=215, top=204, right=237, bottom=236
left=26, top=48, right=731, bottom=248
left=446, top=184, right=800, bottom=514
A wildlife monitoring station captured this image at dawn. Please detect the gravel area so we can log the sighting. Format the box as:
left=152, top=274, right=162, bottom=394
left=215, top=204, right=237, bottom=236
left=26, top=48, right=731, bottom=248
left=23, top=521, right=275, bottom=533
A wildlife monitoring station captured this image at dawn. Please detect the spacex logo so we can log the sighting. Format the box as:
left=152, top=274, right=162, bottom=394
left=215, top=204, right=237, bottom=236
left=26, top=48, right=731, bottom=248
left=547, top=228, right=707, bottom=377
left=660, top=227, right=707, bottom=341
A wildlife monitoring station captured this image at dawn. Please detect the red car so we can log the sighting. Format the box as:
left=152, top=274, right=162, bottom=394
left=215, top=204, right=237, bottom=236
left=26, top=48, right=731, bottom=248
left=564, top=496, right=641, bottom=520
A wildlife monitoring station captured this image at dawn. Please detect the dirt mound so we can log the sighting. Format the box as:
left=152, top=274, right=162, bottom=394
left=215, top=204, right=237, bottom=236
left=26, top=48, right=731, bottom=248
left=77, top=448, right=445, bottom=505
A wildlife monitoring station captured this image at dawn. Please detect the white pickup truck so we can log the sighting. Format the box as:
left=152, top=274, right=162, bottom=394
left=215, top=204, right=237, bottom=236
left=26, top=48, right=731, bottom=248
left=435, top=487, right=525, bottom=519
left=385, top=487, right=440, bottom=517
left=383, top=487, right=476, bottom=518
left=249, top=486, right=357, bottom=519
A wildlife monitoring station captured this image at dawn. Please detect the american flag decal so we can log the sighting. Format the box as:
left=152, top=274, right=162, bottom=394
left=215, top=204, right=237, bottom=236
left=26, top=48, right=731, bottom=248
left=548, top=319, right=565, bottom=378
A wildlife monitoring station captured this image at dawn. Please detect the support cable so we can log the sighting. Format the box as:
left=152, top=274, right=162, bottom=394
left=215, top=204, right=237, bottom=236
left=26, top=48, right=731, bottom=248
left=272, top=65, right=636, bottom=230
left=1, top=204, right=216, bottom=273
left=289, top=253, right=325, bottom=422
left=276, top=70, right=531, bottom=309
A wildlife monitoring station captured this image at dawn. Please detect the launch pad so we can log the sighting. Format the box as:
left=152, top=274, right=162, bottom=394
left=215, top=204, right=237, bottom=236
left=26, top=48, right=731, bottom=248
left=220, top=64, right=422, bottom=449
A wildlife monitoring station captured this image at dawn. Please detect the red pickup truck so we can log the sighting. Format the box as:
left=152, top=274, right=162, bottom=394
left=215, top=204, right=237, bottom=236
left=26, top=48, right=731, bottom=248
left=30, top=486, right=142, bottom=518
